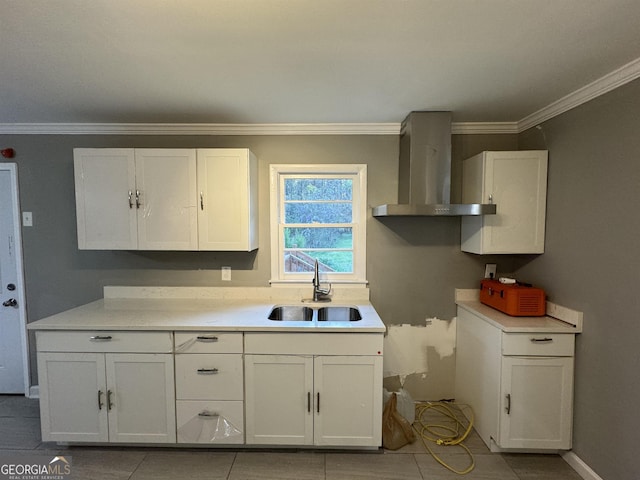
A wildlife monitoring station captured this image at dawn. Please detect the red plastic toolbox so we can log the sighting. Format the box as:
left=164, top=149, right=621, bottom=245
left=479, top=279, right=546, bottom=316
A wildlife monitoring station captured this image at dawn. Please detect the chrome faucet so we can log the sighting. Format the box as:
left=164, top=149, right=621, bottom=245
left=312, top=259, right=332, bottom=302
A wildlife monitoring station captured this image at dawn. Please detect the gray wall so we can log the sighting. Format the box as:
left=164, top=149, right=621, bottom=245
left=1, top=131, right=518, bottom=393
left=517, top=79, right=640, bottom=480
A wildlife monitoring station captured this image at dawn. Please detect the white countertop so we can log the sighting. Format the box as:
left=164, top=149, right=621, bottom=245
left=27, top=287, right=386, bottom=333
left=456, top=300, right=582, bottom=334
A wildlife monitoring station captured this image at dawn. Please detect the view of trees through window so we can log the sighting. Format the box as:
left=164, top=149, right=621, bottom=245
left=283, top=177, right=354, bottom=274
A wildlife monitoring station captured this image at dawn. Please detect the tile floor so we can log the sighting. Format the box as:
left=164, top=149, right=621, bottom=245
left=0, top=394, right=583, bottom=480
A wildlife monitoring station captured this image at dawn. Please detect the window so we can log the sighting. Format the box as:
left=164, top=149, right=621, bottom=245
left=270, top=164, right=367, bottom=284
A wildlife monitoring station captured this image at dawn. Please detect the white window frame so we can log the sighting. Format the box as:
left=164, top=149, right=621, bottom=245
left=269, top=164, right=367, bottom=285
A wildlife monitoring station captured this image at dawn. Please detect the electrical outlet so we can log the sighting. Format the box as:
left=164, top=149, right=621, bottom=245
left=484, top=263, right=497, bottom=279
left=221, top=267, right=231, bottom=281
left=22, top=212, right=33, bottom=227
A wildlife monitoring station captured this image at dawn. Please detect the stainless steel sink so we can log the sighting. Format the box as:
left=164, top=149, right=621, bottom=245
left=317, top=306, right=362, bottom=322
left=268, top=305, right=314, bottom=321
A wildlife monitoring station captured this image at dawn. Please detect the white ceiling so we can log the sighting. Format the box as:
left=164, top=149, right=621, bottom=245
left=3, top=0, right=640, bottom=128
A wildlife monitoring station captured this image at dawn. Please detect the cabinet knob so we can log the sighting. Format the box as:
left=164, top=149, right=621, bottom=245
left=89, top=335, right=113, bottom=342
left=196, top=336, right=219, bottom=342
left=198, top=411, right=219, bottom=418
left=107, top=390, right=114, bottom=410
left=530, top=337, right=553, bottom=343
left=197, top=368, right=219, bottom=375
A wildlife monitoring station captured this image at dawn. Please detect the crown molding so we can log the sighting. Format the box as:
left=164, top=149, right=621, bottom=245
left=518, top=56, right=640, bottom=132
left=452, top=122, right=519, bottom=135
left=0, top=122, right=401, bottom=136
left=0, top=121, right=517, bottom=135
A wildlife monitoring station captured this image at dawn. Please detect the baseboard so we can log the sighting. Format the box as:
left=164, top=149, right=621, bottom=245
left=562, top=451, right=604, bottom=480
left=28, top=385, right=39, bottom=399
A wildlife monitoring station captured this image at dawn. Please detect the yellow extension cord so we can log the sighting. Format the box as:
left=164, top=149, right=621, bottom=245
left=413, top=401, right=476, bottom=475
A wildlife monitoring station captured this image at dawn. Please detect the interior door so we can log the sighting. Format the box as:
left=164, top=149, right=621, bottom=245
left=0, top=164, right=28, bottom=393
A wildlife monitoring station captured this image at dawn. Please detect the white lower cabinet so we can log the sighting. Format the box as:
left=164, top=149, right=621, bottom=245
left=244, top=333, right=383, bottom=447
left=36, top=331, right=176, bottom=444
left=174, top=332, right=244, bottom=444
left=38, top=352, right=175, bottom=443
left=36, top=329, right=384, bottom=448
left=499, top=355, right=574, bottom=450
left=455, top=307, right=575, bottom=451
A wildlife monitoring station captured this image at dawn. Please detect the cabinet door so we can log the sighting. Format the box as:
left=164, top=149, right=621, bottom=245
left=175, top=353, right=244, bottom=400
left=74, top=148, right=137, bottom=249
left=499, top=356, right=573, bottom=449
left=37, top=352, right=108, bottom=442
left=197, top=149, right=258, bottom=251
left=244, top=354, right=313, bottom=445
left=135, top=149, right=198, bottom=250
left=176, top=400, right=244, bottom=444
left=105, top=353, right=176, bottom=443
left=313, top=356, right=383, bottom=447
left=461, top=151, right=548, bottom=254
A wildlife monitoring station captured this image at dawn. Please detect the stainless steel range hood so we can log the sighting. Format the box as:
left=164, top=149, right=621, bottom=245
left=372, top=111, right=496, bottom=217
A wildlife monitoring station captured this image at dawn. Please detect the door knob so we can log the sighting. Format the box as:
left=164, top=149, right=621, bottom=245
left=2, top=298, right=18, bottom=307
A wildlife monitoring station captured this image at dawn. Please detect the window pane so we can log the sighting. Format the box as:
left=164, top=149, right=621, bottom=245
left=284, top=250, right=353, bottom=274
left=285, top=178, right=352, bottom=201
left=284, top=227, right=352, bottom=249
left=284, top=202, right=352, bottom=224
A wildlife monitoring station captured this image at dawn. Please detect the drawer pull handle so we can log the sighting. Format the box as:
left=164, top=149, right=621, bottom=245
left=530, top=337, right=554, bottom=343
left=198, top=411, right=219, bottom=418
left=196, top=336, right=219, bottom=342
left=89, top=335, right=113, bottom=341
left=107, top=390, right=114, bottom=410
left=317, top=392, right=320, bottom=413
left=197, top=368, right=219, bottom=374
left=505, top=393, right=511, bottom=415
left=97, top=390, right=104, bottom=410
left=307, top=392, right=311, bottom=413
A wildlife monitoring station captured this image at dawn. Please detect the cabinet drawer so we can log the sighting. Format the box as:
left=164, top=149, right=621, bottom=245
left=176, top=400, right=244, bottom=444
left=175, top=354, right=243, bottom=400
left=244, top=333, right=383, bottom=355
left=502, top=333, right=574, bottom=356
left=175, top=332, right=243, bottom=354
left=36, top=331, right=173, bottom=353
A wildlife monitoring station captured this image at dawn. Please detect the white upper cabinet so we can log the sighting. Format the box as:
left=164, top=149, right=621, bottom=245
left=197, top=149, right=258, bottom=251
left=461, top=150, right=548, bottom=254
left=74, top=149, right=138, bottom=249
left=135, top=149, right=198, bottom=250
left=74, top=148, right=258, bottom=251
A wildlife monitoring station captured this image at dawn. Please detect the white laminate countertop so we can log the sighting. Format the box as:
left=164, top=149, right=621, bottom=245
left=456, top=300, right=582, bottom=334
left=27, top=287, right=386, bottom=333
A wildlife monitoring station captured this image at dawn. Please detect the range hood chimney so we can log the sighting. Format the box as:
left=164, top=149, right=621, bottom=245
left=372, top=111, right=496, bottom=217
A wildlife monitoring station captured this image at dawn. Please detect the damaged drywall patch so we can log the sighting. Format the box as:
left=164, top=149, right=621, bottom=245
left=383, top=317, right=456, bottom=384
